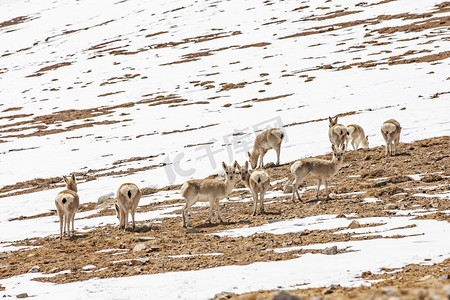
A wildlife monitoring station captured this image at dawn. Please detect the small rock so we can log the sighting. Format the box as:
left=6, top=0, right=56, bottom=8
left=374, top=181, right=387, bottom=188
left=299, top=229, right=310, bottom=236
left=348, top=220, right=361, bottom=229
left=95, top=196, right=116, bottom=209
left=421, top=174, right=443, bottom=183
left=28, top=265, right=40, bottom=273
left=388, top=175, right=411, bottom=183
left=137, top=236, right=155, bottom=242
left=133, top=243, right=146, bottom=252
left=140, top=187, right=158, bottom=195
left=211, top=291, right=235, bottom=300
left=131, top=257, right=150, bottom=266
left=440, top=267, right=450, bottom=272
left=16, top=293, right=28, bottom=298
left=283, top=181, right=293, bottom=194
left=438, top=274, right=450, bottom=281
left=48, top=267, right=60, bottom=274
left=272, top=290, right=300, bottom=300
left=420, top=275, right=433, bottom=281
left=322, top=246, right=338, bottom=255
left=293, top=238, right=302, bottom=244
left=323, top=285, right=339, bottom=295
left=186, top=227, right=200, bottom=234
left=336, top=214, right=346, bottom=218
left=311, top=297, right=323, bottom=300
left=361, top=271, right=372, bottom=278
left=147, top=244, right=160, bottom=252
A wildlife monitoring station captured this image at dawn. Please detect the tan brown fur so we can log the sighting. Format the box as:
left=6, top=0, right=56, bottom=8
left=114, top=183, right=141, bottom=230
left=55, top=173, right=79, bottom=240
left=237, top=161, right=270, bottom=215
left=346, top=124, right=369, bottom=150
left=328, top=116, right=348, bottom=151
left=248, top=128, right=284, bottom=169
left=181, top=161, right=238, bottom=227
left=381, top=119, right=401, bottom=156
left=291, top=145, right=345, bottom=202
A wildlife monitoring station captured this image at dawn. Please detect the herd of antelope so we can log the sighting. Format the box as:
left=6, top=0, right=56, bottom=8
left=55, top=118, right=401, bottom=238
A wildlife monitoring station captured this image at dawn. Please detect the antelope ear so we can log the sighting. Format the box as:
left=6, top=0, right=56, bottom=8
left=331, top=144, right=335, bottom=151
left=233, top=161, right=238, bottom=169
left=63, top=176, right=68, bottom=183
left=328, top=116, right=332, bottom=123
left=244, top=161, right=248, bottom=169
left=71, top=173, right=76, bottom=181
left=235, top=161, right=241, bottom=169
left=366, top=135, right=368, bottom=140
left=222, top=161, right=227, bottom=170
left=247, top=151, right=251, bottom=158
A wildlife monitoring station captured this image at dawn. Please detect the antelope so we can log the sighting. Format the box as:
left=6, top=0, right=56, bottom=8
left=181, top=161, right=238, bottom=228
left=381, top=119, right=401, bottom=156
left=291, top=144, right=345, bottom=202
left=236, top=161, right=270, bottom=216
left=114, top=183, right=141, bottom=230
left=55, top=173, right=79, bottom=240
left=328, top=116, right=348, bottom=150
left=248, top=128, right=284, bottom=169
left=346, top=124, right=369, bottom=150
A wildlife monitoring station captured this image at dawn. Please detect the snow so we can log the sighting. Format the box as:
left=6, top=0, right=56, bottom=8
left=0, top=0, right=448, bottom=190
left=0, top=0, right=449, bottom=298
left=214, top=214, right=345, bottom=237
left=168, top=253, right=224, bottom=259
left=1, top=216, right=449, bottom=299
left=413, top=191, right=450, bottom=199
left=363, top=198, right=383, bottom=203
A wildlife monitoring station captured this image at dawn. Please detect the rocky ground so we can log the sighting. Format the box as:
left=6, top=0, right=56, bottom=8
left=0, top=136, right=449, bottom=299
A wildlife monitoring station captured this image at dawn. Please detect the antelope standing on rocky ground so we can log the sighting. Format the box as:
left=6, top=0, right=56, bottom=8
left=291, top=145, right=345, bottom=202
left=114, top=183, right=141, bottom=230
left=381, top=119, right=401, bottom=156
left=55, top=173, right=79, bottom=240
left=328, top=116, right=348, bottom=150
left=248, top=128, right=284, bottom=169
left=346, top=124, right=369, bottom=150
left=237, top=161, right=270, bottom=216
left=181, top=161, right=238, bottom=228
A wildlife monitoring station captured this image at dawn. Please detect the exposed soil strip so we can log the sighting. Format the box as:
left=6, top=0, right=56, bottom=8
left=0, top=137, right=448, bottom=286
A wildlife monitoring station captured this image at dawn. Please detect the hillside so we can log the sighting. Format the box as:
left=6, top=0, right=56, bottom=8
left=0, top=137, right=449, bottom=299
left=0, top=0, right=449, bottom=298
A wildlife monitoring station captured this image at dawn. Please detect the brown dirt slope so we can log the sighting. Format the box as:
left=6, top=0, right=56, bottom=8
left=0, top=136, right=449, bottom=300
